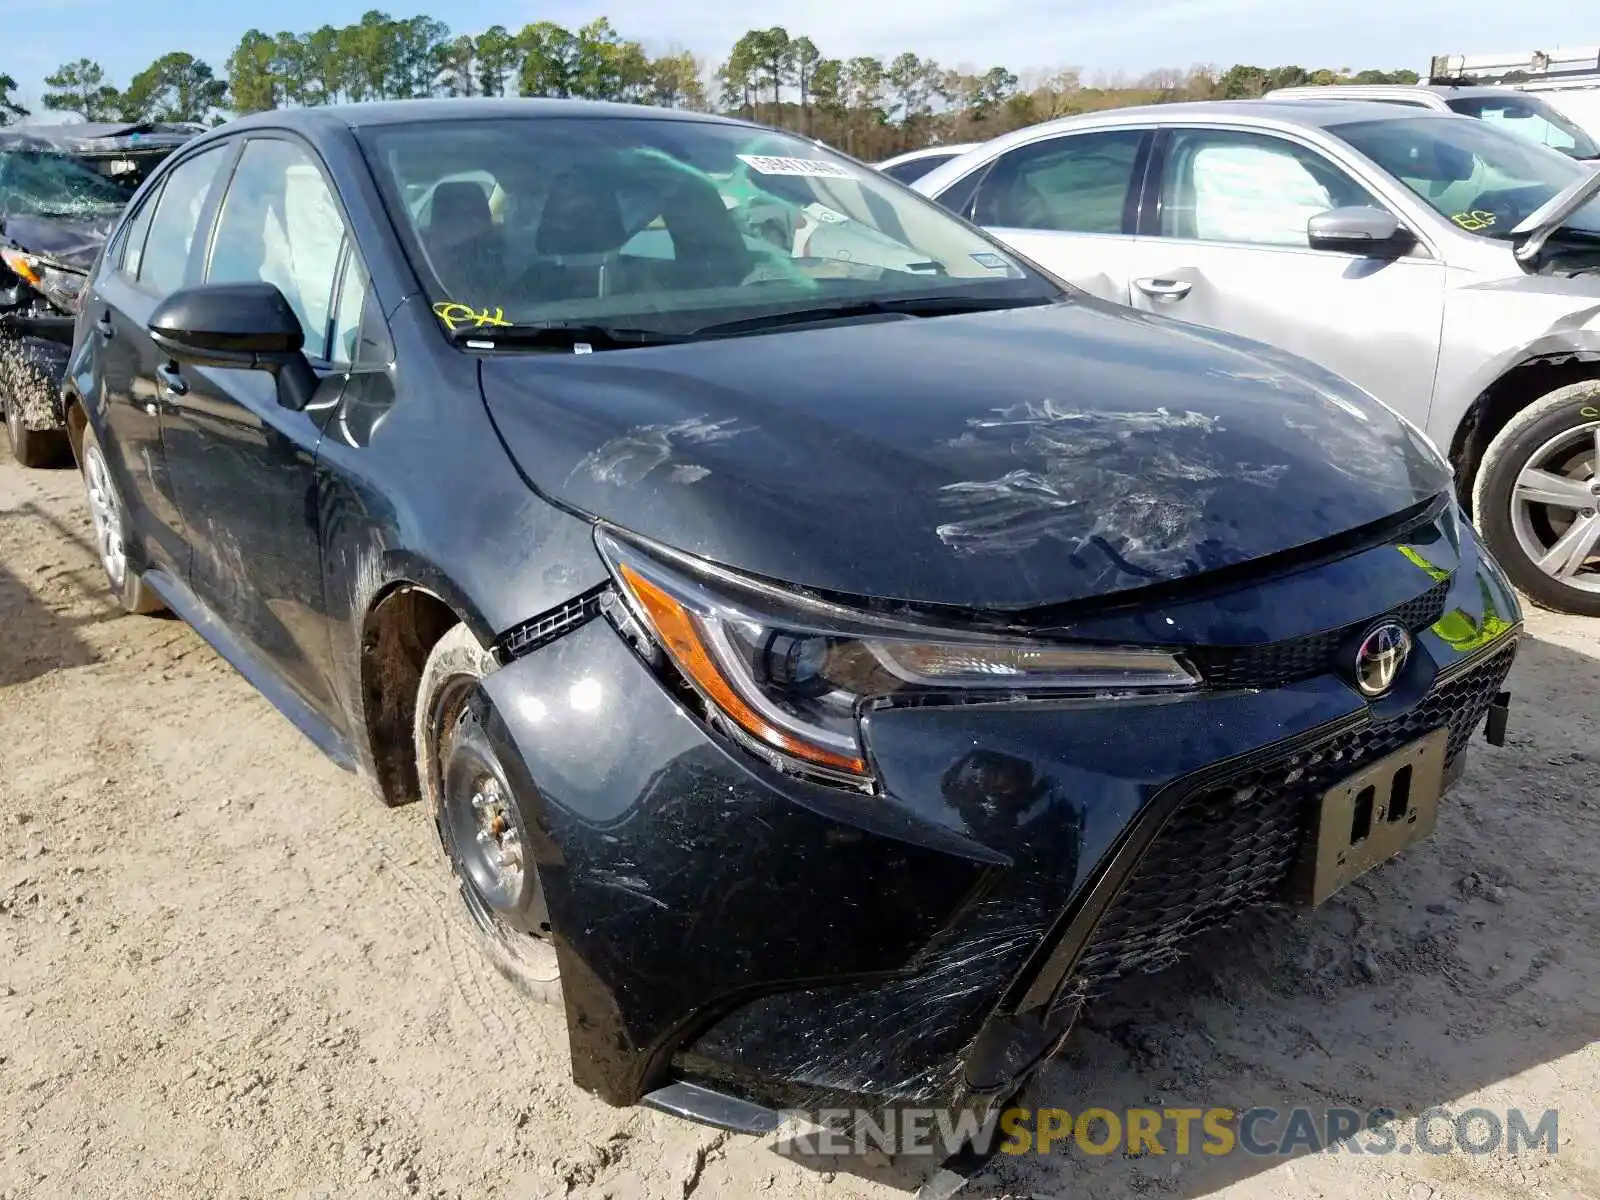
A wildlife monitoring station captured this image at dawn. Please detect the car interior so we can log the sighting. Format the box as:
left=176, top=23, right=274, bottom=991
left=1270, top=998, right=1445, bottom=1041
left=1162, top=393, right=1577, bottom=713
left=403, top=154, right=776, bottom=313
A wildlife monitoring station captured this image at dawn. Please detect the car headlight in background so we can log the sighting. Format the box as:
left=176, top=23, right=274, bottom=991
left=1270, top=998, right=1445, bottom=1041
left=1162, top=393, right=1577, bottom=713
left=597, top=529, right=1198, bottom=786
left=1, top=247, right=86, bottom=315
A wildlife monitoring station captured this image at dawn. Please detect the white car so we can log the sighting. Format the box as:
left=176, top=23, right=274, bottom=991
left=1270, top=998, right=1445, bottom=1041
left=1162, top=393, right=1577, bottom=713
left=875, top=144, right=980, bottom=185
left=1264, top=83, right=1599, bottom=161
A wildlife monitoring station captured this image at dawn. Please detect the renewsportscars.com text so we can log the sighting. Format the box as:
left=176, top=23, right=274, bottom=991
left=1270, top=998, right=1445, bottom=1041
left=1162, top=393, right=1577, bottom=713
left=775, top=1105, right=1560, bottom=1159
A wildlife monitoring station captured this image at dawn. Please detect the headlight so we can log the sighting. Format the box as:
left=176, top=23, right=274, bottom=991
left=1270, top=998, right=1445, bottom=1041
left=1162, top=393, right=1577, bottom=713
left=597, top=530, right=1199, bottom=786
left=1, top=247, right=85, bottom=314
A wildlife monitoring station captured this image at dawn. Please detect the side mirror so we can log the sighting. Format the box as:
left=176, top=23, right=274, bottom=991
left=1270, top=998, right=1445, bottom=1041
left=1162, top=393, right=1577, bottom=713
left=1307, top=206, right=1416, bottom=258
left=148, top=281, right=318, bottom=411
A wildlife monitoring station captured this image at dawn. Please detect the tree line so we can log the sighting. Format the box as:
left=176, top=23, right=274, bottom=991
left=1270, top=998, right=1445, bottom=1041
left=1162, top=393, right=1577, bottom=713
left=2, top=10, right=1421, bottom=160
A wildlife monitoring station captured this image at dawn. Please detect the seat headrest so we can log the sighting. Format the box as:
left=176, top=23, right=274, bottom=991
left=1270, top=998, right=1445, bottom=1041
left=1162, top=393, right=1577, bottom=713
left=428, top=182, right=494, bottom=244
left=536, top=173, right=626, bottom=257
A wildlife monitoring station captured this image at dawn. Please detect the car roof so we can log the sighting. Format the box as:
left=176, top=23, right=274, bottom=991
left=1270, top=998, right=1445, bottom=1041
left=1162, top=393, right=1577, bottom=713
left=216, top=97, right=754, bottom=135
left=1268, top=83, right=1530, bottom=101
left=878, top=143, right=979, bottom=166
left=984, top=98, right=1460, bottom=137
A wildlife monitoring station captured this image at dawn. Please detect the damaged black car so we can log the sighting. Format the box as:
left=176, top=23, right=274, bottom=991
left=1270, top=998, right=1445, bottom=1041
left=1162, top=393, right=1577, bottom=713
left=1, top=121, right=197, bottom=465
left=62, top=100, right=1522, bottom=1133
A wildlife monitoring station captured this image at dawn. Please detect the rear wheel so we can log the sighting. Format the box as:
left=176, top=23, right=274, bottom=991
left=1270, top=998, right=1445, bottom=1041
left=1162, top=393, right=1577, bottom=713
left=78, top=421, right=165, bottom=615
left=414, top=623, right=562, bottom=1004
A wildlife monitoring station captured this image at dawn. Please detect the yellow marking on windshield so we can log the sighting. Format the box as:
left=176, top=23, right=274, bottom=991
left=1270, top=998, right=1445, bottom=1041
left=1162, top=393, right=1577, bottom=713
left=433, top=301, right=512, bottom=332
left=1450, top=210, right=1496, bottom=232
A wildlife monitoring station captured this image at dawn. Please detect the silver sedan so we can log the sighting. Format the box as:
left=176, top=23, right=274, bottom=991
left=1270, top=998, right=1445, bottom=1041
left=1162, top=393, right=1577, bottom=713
left=915, top=99, right=1600, bottom=615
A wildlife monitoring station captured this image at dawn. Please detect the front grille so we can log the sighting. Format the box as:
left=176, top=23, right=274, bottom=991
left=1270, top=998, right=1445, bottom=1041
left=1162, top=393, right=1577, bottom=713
left=1062, top=636, right=1517, bottom=1001
left=1186, top=577, right=1451, bottom=690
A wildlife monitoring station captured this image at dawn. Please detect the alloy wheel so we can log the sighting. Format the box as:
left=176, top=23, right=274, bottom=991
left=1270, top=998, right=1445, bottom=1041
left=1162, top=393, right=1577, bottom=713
left=83, top=443, right=129, bottom=590
left=1510, top=419, right=1600, bottom=595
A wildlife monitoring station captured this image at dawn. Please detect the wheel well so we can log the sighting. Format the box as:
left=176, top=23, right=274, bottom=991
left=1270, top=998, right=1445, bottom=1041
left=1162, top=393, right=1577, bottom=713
left=62, top=393, right=87, bottom=461
left=360, top=584, right=470, bottom=808
left=1450, top=355, right=1600, bottom=514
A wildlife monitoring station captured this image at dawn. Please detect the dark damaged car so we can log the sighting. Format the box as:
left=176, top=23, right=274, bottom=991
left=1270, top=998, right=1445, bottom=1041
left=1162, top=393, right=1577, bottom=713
left=1, top=121, right=198, bottom=465
left=62, top=101, right=1522, bottom=1132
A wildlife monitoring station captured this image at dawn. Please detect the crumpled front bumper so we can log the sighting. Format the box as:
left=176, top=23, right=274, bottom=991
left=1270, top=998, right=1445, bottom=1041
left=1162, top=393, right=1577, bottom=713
left=470, top=510, right=1521, bottom=1112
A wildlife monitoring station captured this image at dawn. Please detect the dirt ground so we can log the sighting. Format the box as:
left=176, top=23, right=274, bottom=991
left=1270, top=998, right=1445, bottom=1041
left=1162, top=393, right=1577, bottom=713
left=2, top=451, right=1597, bottom=1200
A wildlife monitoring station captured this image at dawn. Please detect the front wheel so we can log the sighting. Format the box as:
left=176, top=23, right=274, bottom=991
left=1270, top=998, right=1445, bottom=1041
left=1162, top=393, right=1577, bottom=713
left=414, top=623, right=562, bottom=1004
left=1474, top=381, right=1600, bottom=617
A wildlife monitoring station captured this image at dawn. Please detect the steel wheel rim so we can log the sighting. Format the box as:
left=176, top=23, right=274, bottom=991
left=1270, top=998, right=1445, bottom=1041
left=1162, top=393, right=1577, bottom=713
left=83, top=444, right=128, bottom=589
left=428, top=676, right=557, bottom=980
left=1510, top=419, right=1600, bottom=595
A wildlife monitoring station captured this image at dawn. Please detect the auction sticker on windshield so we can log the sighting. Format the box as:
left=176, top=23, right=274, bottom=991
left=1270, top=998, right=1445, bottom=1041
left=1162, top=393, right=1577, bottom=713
left=738, top=154, right=856, bottom=179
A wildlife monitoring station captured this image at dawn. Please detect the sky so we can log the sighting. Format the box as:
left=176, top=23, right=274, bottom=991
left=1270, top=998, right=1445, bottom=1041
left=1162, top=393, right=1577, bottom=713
left=4, top=0, right=1589, bottom=111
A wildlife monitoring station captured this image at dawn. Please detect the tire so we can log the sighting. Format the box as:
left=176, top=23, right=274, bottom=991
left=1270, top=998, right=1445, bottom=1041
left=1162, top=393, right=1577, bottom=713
left=77, top=421, right=165, bottom=615
left=3, top=386, right=69, bottom=468
left=1473, top=380, right=1600, bottom=617
left=414, top=623, right=563, bottom=1005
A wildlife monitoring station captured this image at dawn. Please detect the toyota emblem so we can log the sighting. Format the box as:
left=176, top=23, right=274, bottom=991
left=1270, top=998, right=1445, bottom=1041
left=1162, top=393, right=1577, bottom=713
left=1353, top=622, right=1412, bottom=697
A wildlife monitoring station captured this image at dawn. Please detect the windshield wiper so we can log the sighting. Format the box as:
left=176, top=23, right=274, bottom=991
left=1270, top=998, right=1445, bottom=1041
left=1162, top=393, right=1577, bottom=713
left=686, top=293, right=1055, bottom=339
left=448, top=322, right=687, bottom=351
left=447, top=294, right=1056, bottom=351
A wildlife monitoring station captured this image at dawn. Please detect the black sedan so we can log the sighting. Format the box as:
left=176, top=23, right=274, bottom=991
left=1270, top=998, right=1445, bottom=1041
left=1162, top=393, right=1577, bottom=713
left=62, top=99, right=1521, bottom=1130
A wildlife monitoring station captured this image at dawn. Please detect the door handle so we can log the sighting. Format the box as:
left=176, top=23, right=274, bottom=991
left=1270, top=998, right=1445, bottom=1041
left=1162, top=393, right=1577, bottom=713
left=155, top=361, right=189, bottom=398
left=1134, top=277, right=1194, bottom=301
left=95, top=311, right=115, bottom=339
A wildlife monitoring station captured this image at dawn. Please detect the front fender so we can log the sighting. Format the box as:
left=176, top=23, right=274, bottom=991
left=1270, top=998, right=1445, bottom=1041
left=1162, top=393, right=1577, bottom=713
left=467, top=615, right=1002, bottom=1105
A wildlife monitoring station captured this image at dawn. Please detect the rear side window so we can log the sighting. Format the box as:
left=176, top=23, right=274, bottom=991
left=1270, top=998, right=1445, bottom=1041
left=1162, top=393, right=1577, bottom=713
left=138, top=145, right=229, bottom=296
left=972, top=131, right=1146, bottom=234
left=1158, top=128, right=1379, bottom=247
left=206, top=138, right=351, bottom=361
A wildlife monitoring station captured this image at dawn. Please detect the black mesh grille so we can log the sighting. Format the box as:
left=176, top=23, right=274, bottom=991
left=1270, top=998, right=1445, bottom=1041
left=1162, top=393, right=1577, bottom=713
left=1187, top=578, right=1451, bottom=690
left=1064, top=635, right=1517, bottom=999
left=497, top=586, right=607, bottom=660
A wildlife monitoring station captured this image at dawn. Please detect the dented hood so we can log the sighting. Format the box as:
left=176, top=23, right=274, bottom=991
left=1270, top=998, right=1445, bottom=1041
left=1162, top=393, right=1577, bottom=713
left=478, top=301, right=1450, bottom=610
left=0, top=213, right=112, bottom=273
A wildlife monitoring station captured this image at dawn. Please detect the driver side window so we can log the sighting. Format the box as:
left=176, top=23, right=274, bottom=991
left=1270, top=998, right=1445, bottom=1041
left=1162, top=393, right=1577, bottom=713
left=1160, top=129, right=1382, bottom=248
left=206, top=138, right=351, bottom=362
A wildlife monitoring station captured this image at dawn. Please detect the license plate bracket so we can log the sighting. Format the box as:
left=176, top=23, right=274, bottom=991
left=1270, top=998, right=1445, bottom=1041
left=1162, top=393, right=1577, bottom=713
left=1292, top=727, right=1449, bottom=907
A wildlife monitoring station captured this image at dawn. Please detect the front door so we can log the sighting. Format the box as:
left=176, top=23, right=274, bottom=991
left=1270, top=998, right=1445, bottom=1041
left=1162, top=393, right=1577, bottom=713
left=157, top=134, right=361, bottom=723
left=1121, top=126, right=1446, bottom=427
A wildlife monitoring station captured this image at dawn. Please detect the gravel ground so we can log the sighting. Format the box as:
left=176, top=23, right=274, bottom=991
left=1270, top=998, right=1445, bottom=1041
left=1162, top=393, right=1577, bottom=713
left=2, top=451, right=1597, bottom=1200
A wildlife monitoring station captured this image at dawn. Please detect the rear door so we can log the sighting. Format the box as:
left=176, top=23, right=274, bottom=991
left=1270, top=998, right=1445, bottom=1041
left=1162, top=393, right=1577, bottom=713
left=951, top=128, right=1153, bottom=304
left=157, top=134, right=360, bottom=723
left=1119, top=125, right=1446, bottom=426
left=86, top=141, right=234, bottom=580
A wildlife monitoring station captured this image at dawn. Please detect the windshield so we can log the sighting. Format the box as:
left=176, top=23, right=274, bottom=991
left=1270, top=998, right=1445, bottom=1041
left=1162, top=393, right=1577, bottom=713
left=0, top=149, right=138, bottom=221
left=1445, top=94, right=1600, bottom=160
left=1333, top=115, right=1600, bottom=240
left=357, top=116, right=1054, bottom=339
